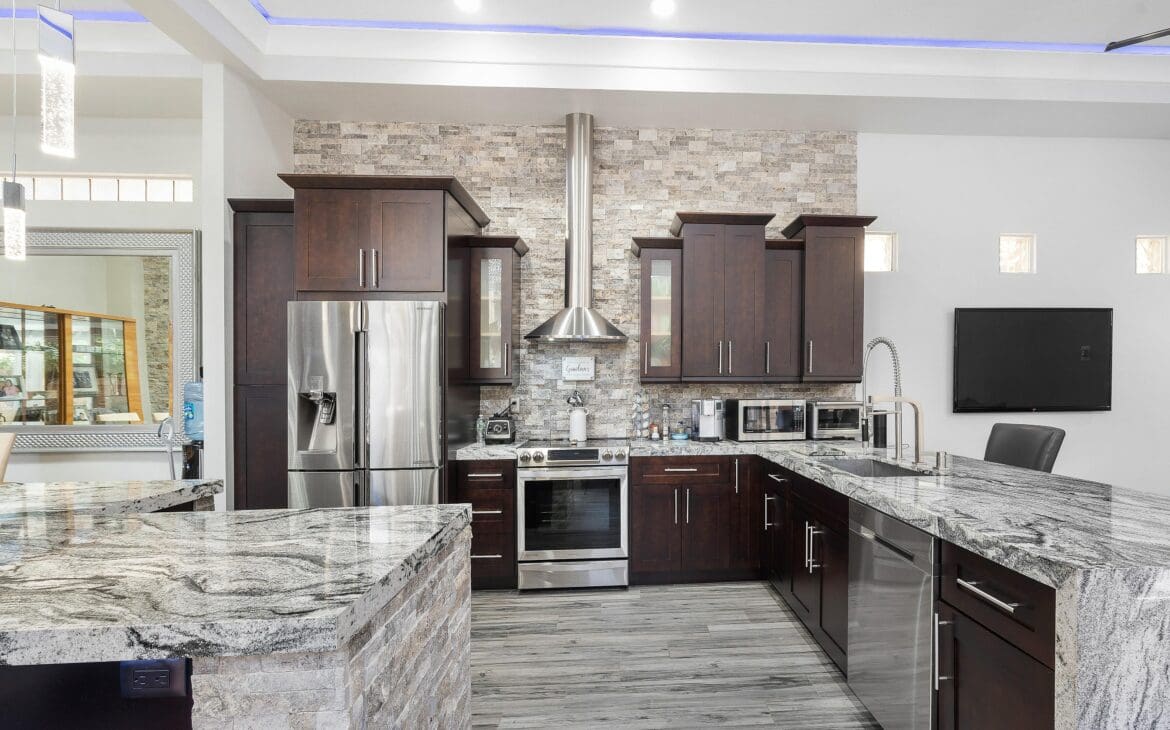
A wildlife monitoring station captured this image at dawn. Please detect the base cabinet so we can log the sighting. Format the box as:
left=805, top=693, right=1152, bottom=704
left=936, top=602, right=1055, bottom=730
left=629, top=484, right=684, bottom=574
left=453, top=460, right=517, bottom=589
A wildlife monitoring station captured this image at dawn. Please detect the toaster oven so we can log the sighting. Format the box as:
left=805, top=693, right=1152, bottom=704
left=807, top=401, right=863, bottom=440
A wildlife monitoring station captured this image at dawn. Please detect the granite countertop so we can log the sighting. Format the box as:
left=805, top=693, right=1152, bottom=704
left=0, top=479, right=223, bottom=518
left=0, top=504, right=470, bottom=666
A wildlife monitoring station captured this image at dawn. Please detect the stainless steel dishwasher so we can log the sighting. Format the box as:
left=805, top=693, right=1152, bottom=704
left=847, top=501, right=938, bottom=730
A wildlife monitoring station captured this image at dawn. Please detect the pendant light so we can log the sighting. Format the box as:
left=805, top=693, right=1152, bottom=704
left=37, top=3, right=73, bottom=157
left=5, top=0, right=27, bottom=261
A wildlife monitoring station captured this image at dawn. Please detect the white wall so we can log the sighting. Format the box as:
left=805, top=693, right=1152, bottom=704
left=3, top=115, right=200, bottom=484
left=858, top=133, right=1170, bottom=494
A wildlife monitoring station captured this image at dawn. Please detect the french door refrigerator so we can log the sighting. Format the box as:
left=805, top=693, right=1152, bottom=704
left=287, top=300, right=445, bottom=508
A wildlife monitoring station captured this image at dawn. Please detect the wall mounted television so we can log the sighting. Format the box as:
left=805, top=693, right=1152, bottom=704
left=953, top=308, right=1113, bottom=413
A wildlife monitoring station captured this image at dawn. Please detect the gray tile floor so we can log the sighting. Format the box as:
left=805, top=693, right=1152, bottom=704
left=471, top=581, right=880, bottom=729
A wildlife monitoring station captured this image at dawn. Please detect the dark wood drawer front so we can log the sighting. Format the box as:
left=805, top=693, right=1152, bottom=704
left=787, top=471, right=848, bottom=527
left=632, top=456, right=732, bottom=485
left=456, top=460, right=515, bottom=492
left=470, top=530, right=515, bottom=582
left=468, top=489, right=513, bottom=530
left=941, top=542, right=1055, bottom=668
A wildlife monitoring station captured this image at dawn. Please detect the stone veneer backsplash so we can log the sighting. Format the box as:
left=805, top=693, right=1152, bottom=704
left=295, top=120, right=857, bottom=439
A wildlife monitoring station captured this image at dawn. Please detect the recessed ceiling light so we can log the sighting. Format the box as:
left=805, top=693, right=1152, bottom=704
left=650, top=0, right=676, bottom=17
left=454, top=0, right=482, bottom=12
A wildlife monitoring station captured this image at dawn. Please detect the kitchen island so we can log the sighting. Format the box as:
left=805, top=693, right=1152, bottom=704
left=457, top=438, right=1170, bottom=729
left=0, top=478, right=222, bottom=517
left=0, top=504, right=471, bottom=728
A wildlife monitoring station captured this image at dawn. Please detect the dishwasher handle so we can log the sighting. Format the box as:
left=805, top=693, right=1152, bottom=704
left=855, top=524, right=918, bottom=564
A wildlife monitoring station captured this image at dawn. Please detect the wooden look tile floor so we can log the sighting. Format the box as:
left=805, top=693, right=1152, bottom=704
left=471, top=581, right=880, bottom=729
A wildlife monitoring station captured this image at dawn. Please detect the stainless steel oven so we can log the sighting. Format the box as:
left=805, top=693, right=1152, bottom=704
left=724, top=399, right=805, bottom=442
left=516, top=440, right=629, bottom=590
left=808, top=401, right=864, bottom=440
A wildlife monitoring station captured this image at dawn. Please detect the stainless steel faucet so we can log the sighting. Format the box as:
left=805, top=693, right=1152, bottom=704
left=867, top=395, right=926, bottom=466
left=861, top=337, right=903, bottom=452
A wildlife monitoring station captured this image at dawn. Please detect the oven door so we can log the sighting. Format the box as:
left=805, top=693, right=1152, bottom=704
left=739, top=402, right=805, bottom=441
left=517, top=466, right=628, bottom=561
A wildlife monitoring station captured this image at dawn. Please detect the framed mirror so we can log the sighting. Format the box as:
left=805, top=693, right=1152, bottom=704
left=0, top=229, right=199, bottom=451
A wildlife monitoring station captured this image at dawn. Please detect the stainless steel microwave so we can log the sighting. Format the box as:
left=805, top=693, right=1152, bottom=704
left=724, top=399, right=805, bottom=442
left=808, top=401, right=863, bottom=440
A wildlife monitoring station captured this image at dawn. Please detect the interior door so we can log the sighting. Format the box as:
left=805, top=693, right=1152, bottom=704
left=368, top=468, right=441, bottom=506
left=365, top=301, right=444, bottom=470
left=722, top=225, right=765, bottom=377
left=681, top=224, right=725, bottom=377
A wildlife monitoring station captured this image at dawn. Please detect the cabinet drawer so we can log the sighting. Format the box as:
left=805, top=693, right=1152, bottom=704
left=464, top=488, right=513, bottom=527
left=631, top=456, right=733, bottom=485
left=941, top=542, right=1055, bottom=668
left=456, top=460, right=516, bottom=492
left=787, top=470, right=848, bottom=527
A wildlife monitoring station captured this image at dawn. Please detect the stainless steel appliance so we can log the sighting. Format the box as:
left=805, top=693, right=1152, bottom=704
left=723, top=399, right=805, bottom=442
left=287, top=301, right=444, bottom=508
left=808, top=401, right=864, bottom=440
left=848, top=501, right=938, bottom=730
left=516, top=439, right=629, bottom=589
left=484, top=404, right=516, bottom=445
left=690, top=399, right=724, bottom=441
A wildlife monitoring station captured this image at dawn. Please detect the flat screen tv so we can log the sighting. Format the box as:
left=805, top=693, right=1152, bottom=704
left=953, top=308, right=1112, bottom=413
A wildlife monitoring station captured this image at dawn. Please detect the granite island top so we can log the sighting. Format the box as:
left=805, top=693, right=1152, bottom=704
left=0, top=479, right=223, bottom=518
left=0, top=504, right=470, bottom=666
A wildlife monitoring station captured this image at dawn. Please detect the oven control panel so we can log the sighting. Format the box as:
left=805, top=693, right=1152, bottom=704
left=517, top=442, right=629, bottom=467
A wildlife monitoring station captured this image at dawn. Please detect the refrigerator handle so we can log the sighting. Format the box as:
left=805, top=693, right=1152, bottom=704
left=354, top=327, right=366, bottom=469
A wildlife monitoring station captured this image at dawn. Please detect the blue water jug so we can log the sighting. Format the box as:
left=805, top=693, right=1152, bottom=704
left=183, top=380, right=204, bottom=441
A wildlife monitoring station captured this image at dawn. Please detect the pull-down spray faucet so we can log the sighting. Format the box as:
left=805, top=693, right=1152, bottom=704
left=860, top=337, right=903, bottom=451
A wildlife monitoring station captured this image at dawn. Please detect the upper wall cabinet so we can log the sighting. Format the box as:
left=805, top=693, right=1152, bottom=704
left=279, top=175, right=488, bottom=298
left=781, top=215, right=876, bottom=383
left=763, top=242, right=804, bottom=381
left=672, top=213, right=772, bottom=381
left=467, top=236, right=527, bottom=384
left=633, top=238, right=683, bottom=381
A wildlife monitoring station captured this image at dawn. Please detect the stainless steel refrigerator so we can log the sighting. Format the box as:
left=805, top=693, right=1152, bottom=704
left=287, top=300, right=445, bottom=508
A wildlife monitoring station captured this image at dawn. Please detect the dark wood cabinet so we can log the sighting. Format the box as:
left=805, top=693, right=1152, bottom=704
left=781, top=215, right=875, bottom=382
left=631, top=484, right=684, bottom=574
left=729, top=456, right=759, bottom=573
left=760, top=466, right=788, bottom=593
left=634, top=240, right=683, bottom=382
left=280, top=174, right=488, bottom=298
left=677, top=216, right=770, bottom=380
left=680, top=483, right=732, bottom=573
left=763, top=244, right=803, bottom=381
left=936, top=602, right=1055, bottom=730
left=466, top=237, right=526, bottom=384
left=818, top=519, right=849, bottom=657
left=453, top=460, right=517, bottom=589
left=230, top=199, right=296, bottom=510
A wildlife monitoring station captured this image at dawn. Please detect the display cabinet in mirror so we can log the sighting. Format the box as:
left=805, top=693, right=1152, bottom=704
left=0, top=230, right=198, bottom=451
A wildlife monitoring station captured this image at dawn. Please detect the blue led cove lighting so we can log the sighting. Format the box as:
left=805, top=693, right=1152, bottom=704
left=0, top=8, right=147, bottom=22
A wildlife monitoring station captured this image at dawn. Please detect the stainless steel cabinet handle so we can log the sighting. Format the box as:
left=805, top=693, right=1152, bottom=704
left=728, top=340, right=733, bottom=373
left=807, top=340, right=814, bottom=373
left=765, top=341, right=771, bottom=374
left=766, top=474, right=788, bottom=484
left=472, top=509, right=503, bottom=516
left=504, top=342, right=510, bottom=376
left=763, top=495, right=776, bottom=529
left=371, top=249, right=380, bottom=288
left=808, top=524, right=824, bottom=573
left=734, top=458, right=739, bottom=494
left=934, top=611, right=953, bottom=689
left=804, top=521, right=812, bottom=568
left=674, top=488, right=678, bottom=525
left=358, top=249, right=366, bottom=288
left=644, top=342, right=649, bottom=374
left=471, top=554, right=503, bottom=560
left=467, top=473, right=503, bottom=478
left=956, top=578, right=1021, bottom=615
left=718, top=341, right=723, bottom=375
left=664, top=467, right=698, bottom=473
left=686, top=488, right=691, bottom=524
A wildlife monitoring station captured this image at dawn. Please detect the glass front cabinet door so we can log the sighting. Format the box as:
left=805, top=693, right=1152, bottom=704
left=639, top=248, right=683, bottom=381
left=468, top=240, right=524, bottom=384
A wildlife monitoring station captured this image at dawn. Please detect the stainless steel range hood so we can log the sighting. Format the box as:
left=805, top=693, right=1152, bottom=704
left=525, top=113, right=627, bottom=343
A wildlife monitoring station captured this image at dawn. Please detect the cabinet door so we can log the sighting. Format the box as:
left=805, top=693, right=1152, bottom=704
left=371, top=189, right=445, bottom=292
left=803, top=226, right=864, bottom=381
left=787, top=501, right=820, bottom=624
left=722, top=225, right=765, bottom=378
left=761, top=480, right=784, bottom=586
left=729, top=456, right=758, bottom=573
left=630, top=485, right=683, bottom=575
left=681, top=484, right=733, bottom=573
left=234, top=211, right=295, bottom=386
left=233, top=385, right=288, bottom=509
left=763, top=248, right=802, bottom=380
left=681, top=224, right=725, bottom=377
left=818, top=519, right=849, bottom=658
left=937, top=603, right=1055, bottom=730
left=640, top=249, right=682, bottom=381
left=295, top=189, right=370, bottom=292
left=469, top=247, right=514, bottom=382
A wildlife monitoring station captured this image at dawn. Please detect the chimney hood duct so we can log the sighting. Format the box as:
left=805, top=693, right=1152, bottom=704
left=525, top=113, right=627, bottom=343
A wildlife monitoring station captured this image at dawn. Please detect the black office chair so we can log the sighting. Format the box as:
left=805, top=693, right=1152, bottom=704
left=984, top=423, right=1066, bottom=473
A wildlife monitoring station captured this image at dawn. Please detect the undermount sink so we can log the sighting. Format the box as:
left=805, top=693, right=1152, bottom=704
left=818, top=458, right=929, bottom=478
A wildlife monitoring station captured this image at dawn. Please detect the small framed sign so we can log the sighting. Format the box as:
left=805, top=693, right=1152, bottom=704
left=562, top=356, right=596, bottom=381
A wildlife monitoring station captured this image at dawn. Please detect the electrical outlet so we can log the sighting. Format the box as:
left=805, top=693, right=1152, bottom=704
left=509, top=397, right=520, bottom=413
left=120, top=658, right=187, bottom=699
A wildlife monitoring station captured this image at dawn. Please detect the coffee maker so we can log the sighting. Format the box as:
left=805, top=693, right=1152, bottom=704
left=691, top=399, right=724, bottom=441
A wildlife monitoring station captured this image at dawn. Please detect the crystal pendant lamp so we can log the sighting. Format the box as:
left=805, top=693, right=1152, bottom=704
left=4, top=0, right=28, bottom=261
left=38, top=5, right=74, bottom=158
